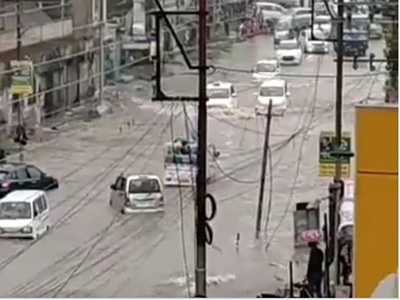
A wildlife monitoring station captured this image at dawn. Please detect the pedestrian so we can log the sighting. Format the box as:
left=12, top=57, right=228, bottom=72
left=306, top=241, right=324, bottom=297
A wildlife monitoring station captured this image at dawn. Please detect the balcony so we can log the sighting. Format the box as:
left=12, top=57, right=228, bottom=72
left=0, top=1, right=73, bottom=54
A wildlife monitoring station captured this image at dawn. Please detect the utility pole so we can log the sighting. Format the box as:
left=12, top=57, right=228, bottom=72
left=16, top=0, right=23, bottom=161
left=98, top=0, right=106, bottom=104
left=332, top=0, right=344, bottom=293
left=255, top=100, right=272, bottom=240
left=195, top=0, right=208, bottom=295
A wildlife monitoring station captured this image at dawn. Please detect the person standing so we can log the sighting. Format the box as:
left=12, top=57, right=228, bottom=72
left=306, top=241, right=324, bottom=297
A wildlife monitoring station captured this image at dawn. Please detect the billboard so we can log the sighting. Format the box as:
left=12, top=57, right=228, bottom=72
left=318, top=131, right=351, bottom=178
left=354, top=104, right=398, bottom=298
left=10, top=60, right=33, bottom=95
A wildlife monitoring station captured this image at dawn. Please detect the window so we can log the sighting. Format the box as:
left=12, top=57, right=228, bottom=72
left=278, top=42, right=299, bottom=50
left=35, top=198, right=44, bottom=214
left=128, top=179, right=161, bottom=194
left=0, top=172, right=8, bottom=180
left=32, top=200, right=41, bottom=217
left=40, top=195, right=48, bottom=211
left=27, top=166, right=42, bottom=179
left=259, top=86, right=284, bottom=97
left=255, top=63, right=276, bottom=73
left=115, top=177, right=126, bottom=190
left=0, top=202, right=31, bottom=219
left=16, top=168, right=29, bottom=180
left=208, top=88, right=230, bottom=99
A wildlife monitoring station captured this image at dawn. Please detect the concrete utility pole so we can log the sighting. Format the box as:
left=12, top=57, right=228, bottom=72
left=255, top=100, right=272, bottom=240
left=332, top=0, right=344, bottom=293
left=195, top=0, right=208, bottom=295
left=98, top=0, right=106, bottom=104
left=16, top=0, right=23, bottom=161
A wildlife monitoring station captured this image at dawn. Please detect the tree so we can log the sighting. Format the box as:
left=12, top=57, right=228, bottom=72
left=383, top=3, right=398, bottom=102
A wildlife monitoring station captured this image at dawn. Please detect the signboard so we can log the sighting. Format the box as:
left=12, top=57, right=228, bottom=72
left=10, top=60, right=34, bottom=95
left=318, top=131, right=351, bottom=178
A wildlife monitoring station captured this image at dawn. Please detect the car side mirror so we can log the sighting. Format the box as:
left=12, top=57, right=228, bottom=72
left=232, top=93, right=237, bottom=97
left=253, top=92, right=258, bottom=96
left=33, top=210, right=38, bottom=218
left=110, top=184, right=116, bottom=190
left=286, top=92, right=291, bottom=97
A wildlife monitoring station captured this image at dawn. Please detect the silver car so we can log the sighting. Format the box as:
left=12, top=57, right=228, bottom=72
left=109, top=174, right=165, bottom=213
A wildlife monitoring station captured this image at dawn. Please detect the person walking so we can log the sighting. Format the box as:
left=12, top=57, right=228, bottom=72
left=306, top=241, right=324, bottom=297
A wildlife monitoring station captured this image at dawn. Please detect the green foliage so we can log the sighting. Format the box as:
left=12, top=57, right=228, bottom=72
left=384, top=15, right=398, bottom=92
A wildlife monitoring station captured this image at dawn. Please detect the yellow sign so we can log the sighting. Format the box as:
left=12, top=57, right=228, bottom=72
left=318, top=163, right=350, bottom=178
left=354, top=104, right=398, bottom=298
left=10, top=60, right=33, bottom=95
left=318, top=131, right=351, bottom=178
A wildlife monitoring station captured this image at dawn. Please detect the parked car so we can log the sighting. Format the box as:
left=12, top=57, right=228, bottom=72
left=109, top=174, right=164, bottom=213
left=0, top=163, right=58, bottom=198
left=276, top=39, right=303, bottom=65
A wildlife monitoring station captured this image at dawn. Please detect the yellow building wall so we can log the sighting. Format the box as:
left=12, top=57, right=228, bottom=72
left=354, top=104, right=398, bottom=298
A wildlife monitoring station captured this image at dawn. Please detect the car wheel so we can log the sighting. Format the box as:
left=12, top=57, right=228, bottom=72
left=120, top=208, right=126, bottom=214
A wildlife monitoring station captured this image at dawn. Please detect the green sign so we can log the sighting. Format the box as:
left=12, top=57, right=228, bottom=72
left=319, top=131, right=351, bottom=178
left=10, top=60, right=33, bottom=95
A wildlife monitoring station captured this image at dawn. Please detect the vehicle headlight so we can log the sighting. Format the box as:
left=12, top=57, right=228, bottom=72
left=21, top=226, right=32, bottom=233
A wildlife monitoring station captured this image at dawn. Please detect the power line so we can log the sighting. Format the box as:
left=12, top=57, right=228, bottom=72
left=265, top=55, right=323, bottom=250
left=169, top=103, right=192, bottom=297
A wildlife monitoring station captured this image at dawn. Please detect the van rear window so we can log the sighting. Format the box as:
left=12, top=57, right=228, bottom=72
left=0, top=172, right=8, bottom=180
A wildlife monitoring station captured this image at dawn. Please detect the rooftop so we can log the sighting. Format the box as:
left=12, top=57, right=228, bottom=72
left=1, top=190, right=45, bottom=202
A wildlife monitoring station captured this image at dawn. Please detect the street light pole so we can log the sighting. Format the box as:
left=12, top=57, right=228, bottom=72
left=98, top=0, right=106, bottom=105
left=194, top=0, right=208, bottom=296
left=333, top=0, right=344, bottom=293
left=16, top=0, right=23, bottom=161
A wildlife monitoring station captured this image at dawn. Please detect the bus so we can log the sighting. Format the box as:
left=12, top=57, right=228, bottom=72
left=163, top=138, right=219, bottom=187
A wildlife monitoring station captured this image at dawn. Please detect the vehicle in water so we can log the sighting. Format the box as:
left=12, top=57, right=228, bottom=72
left=252, top=59, right=280, bottom=82
left=207, top=81, right=238, bottom=109
left=254, top=79, right=290, bottom=116
left=276, top=39, right=303, bottom=65
left=0, top=190, right=50, bottom=239
left=109, top=174, right=165, bottom=213
left=163, top=138, right=219, bottom=187
left=334, top=28, right=369, bottom=56
left=274, top=16, right=295, bottom=45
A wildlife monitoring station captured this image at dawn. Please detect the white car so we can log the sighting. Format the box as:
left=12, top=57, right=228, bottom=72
left=300, top=28, right=329, bottom=54
left=256, top=2, right=287, bottom=25
left=276, top=39, right=303, bottom=65
left=109, top=174, right=164, bottom=213
left=254, top=79, right=290, bottom=116
left=274, top=16, right=293, bottom=45
left=314, top=15, right=332, bottom=37
left=207, top=82, right=237, bottom=109
left=252, top=59, right=280, bottom=82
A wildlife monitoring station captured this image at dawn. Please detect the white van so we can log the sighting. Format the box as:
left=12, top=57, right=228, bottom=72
left=0, top=190, right=50, bottom=239
left=255, top=79, right=290, bottom=116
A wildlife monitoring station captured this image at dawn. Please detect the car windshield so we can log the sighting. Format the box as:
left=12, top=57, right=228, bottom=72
left=129, top=178, right=161, bottom=194
left=260, top=86, right=284, bottom=97
left=165, top=154, right=196, bottom=165
left=315, top=16, right=331, bottom=24
left=278, top=42, right=298, bottom=50
left=0, top=172, right=8, bottom=180
left=255, top=63, right=276, bottom=73
left=294, top=10, right=311, bottom=16
left=275, top=20, right=291, bottom=31
left=208, top=88, right=230, bottom=99
left=0, top=202, right=31, bottom=220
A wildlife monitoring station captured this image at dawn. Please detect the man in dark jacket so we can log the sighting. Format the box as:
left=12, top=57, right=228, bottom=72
left=306, top=241, right=324, bottom=297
